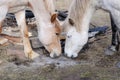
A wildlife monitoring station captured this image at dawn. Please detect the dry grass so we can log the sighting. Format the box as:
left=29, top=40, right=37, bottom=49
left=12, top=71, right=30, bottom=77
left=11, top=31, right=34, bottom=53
left=0, top=1, right=120, bottom=80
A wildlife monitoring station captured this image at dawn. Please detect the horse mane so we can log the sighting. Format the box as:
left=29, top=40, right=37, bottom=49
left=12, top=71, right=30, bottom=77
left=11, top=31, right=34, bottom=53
left=29, top=0, right=49, bottom=13
left=68, top=0, right=91, bottom=32
left=43, top=0, right=55, bottom=15
left=29, top=0, right=61, bottom=33
left=28, top=0, right=55, bottom=21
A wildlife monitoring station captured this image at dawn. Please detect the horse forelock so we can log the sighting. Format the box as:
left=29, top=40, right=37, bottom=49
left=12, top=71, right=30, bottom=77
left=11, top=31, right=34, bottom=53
left=68, top=0, right=91, bottom=32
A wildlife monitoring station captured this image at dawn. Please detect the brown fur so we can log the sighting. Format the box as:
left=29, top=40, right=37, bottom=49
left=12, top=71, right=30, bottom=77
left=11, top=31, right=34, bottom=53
left=0, top=22, right=2, bottom=33
left=55, top=20, right=61, bottom=34
left=23, top=25, right=29, bottom=38
left=50, top=14, right=61, bottom=34
left=51, top=14, right=57, bottom=23
left=0, top=34, right=22, bottom=43
left=28, top=2, right=33, bottom=9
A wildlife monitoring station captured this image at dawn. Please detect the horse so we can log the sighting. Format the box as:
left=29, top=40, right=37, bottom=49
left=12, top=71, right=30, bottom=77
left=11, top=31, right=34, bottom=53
left=0, top=0, right=62, bottom=59
left=63, top=0, right=120, bottom=58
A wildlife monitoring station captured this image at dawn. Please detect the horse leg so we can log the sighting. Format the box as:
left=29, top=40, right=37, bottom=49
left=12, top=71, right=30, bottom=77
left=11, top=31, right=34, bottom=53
left=0, top=6, right=9, bottom=44
left=0, top=6, right=8, bottom=33
left=105, top=13, right=120, bottom=55
left=0, top=6, right=23, bottom=44
left=110, top=13, right=120, bottom=51
left=15, top=10, right=39, bottom=59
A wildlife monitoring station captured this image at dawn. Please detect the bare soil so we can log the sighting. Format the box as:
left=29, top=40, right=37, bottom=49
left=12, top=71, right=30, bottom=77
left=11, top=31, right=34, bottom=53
left=0, top=2, right=120, bottom=80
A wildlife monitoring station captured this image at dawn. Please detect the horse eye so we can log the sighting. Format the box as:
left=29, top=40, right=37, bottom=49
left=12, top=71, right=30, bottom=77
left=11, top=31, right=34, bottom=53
left=56, top=33, right=59, bottom=35
left=67, top=35, right=72, bottom=38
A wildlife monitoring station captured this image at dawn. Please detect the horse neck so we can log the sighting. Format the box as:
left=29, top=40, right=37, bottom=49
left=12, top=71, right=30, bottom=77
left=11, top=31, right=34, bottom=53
left=29, top=0, right=52, bottom=28
left=68, top=0, right=96, bottom=33
left=80, top=4, right=96, bottom=32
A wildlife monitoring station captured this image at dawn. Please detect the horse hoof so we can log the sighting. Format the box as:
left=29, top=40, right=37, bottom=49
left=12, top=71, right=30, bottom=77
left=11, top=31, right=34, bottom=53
left=31, top=51, right=40, bottom=59
left=104, top=46, right=116, bottom=55
left=25, top=51, right=40, bottom=60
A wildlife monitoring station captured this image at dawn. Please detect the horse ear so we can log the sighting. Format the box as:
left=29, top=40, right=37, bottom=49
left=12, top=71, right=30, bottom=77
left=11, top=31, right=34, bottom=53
left=69, top=18, right=74, bottom=26
left=55, top=25, right=61, bottom=34
left=55, top=20, right=62, bottom=34
left=51, top=14, right=57, bottom=23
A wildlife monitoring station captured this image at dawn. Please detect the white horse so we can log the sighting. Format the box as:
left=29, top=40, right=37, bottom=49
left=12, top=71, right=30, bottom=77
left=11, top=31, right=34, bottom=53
left=0, top=0, right=62, bottom=59
left=63, top=0, right=120, bottom=58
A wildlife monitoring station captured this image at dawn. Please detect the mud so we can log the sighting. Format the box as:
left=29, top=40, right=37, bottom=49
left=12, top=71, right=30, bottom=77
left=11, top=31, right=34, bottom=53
left=0, top=3, right=120, bottom=80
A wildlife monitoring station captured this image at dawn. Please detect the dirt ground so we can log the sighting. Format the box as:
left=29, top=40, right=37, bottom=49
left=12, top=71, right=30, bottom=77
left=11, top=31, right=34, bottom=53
left=0, top=1, right=120, bottom=80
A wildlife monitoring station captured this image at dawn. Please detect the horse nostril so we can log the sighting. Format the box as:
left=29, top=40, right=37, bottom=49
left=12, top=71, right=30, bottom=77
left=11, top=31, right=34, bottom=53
left=64, top=53, right=67, bottom=56
left=56, top=33, right=59, bottom=35
left=67, top=35, right=72, bottom=38
left=71, top=55, right=74, bottom=59
left=50, top=53, right=60, bottom=58
left=53, top=53, right=57, bottom=58
left=71, top=55, right=77, bottom=59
